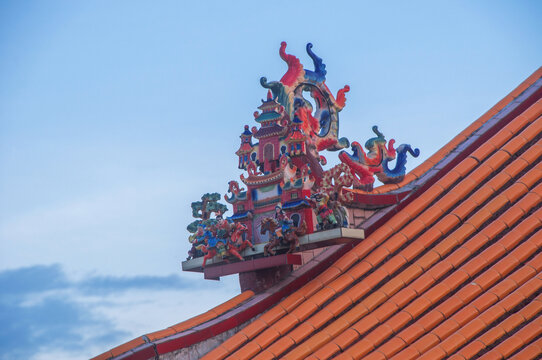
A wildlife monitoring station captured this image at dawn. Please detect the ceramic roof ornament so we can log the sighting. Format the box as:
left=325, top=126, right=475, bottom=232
left=228, top=42, right=358, bottom=244
left=186, top=192, right=257, bottom=266
left=339, top=126, right=420, bottom=191
left=260, top=42, right=351, bottom=154
left=227, top=42, right=422, bottom=247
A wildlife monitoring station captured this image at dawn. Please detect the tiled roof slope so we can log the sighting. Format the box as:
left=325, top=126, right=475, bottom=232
left=202, top=69, right=542, bottom=360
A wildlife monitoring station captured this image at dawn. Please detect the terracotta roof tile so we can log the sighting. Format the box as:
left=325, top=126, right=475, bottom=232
left=210, top=345, right=231, bottom=359
left=508, top=337, right=542, bottom=360
left=378, top=215, right=540, bottom=358
left=232, top=341, right=262, bottom=359
left=239, top=318, right=267, bottom=339
left=279, top=293, right=306, bottom=311
left=467, top=298, right=542, bottom=359
left=411, top=274, right=541, bottom=359
left=292, top=300, right=319, bottom=323
left=252, top=349, right=276, bottom=360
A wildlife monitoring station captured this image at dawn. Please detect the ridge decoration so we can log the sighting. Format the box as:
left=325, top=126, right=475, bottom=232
left=185, top=42, right=420, bottom=264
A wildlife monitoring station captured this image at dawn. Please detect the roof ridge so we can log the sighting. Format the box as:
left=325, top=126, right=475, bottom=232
left=367, top=67, right=542, bottom=195
left=93, top=291, right=255, bottom=359
left=358, top=84, right=542, bottom=237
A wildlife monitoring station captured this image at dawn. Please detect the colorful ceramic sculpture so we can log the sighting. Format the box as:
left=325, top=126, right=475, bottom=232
left=307, top=192, right=338, bottom=230
left=339, top=126, right=420, bottom=191
left=187, top=193, right=255, bottom=266
left=186, top=42, right=420, bottom=264
left=260, top=217, right=307, bottom=256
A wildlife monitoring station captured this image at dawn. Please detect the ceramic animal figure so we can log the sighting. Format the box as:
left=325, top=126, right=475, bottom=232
left=260, top=217, right=306, bottom=256
left=200, top=244, right=217, bottom=268
left=339, top=127, right=395, bottom=191
left=227, top=222, right=254, bottom=260
left=378, top=144, right=420, bottom=183
left=321, top=163, right=355, bottom=202
left=339, top=126, right=419, bottom=191
left=308, top=192, right=338, bottom=230
left=260, top=42, right=350, bottom=152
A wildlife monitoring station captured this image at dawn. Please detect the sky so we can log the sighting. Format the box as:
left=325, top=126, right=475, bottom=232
left=0, top=1, right=541, bottom=359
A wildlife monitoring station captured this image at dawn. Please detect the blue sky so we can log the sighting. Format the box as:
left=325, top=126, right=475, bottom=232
left=1, top=1, right=541, bottom=359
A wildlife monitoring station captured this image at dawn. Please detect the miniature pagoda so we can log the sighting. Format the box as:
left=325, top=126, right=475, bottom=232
left=224, top=42, right=419, bottom=246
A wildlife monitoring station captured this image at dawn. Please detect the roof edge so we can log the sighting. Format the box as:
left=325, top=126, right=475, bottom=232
left=362, top=66, right=542, bottom=195
left=360, top=70, right=542, bottom=236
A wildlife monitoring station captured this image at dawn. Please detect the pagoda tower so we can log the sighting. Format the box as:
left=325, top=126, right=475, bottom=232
left=285, top=115, right=306, bottom=156
left=253, top=90, right=288, bottom=173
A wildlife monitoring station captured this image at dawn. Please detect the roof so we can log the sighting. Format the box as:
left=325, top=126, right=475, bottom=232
left=93, top=67, right=542, bottom=360
left=256, top=111, right=282, bottom=123
left=254, top=123, right=288, bottom=139
left=203, top=67, right=542, bottom=360
left=236, top=142, right=253, bottom=154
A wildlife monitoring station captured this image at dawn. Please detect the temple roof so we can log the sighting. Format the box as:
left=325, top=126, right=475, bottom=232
left=92, top=67, right=542, bottom=360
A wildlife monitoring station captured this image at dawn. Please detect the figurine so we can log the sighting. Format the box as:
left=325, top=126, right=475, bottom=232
left=214, top=213, right=231, bottom=239
left=329, top=191, right=349, bottom=227
left=261, top=217, right=306, bottom=256
left=226, top=222, right=255, bottom=260
left=186, top=193, right=229, bottom=260
left=190, top=204, right=257, bottom=267
left=199, top=225, right=226, bottom=268
left=274, top=204, right=293, bottom=239
left=187, top=225, right=206, bottom=260
left=339, top=126, right=419, bottom=191
left=308, top=192, right=338, bottom=230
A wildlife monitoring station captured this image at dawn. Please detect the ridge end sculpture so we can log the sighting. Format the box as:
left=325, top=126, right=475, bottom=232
left=185, top=42, right=419, bottom=266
